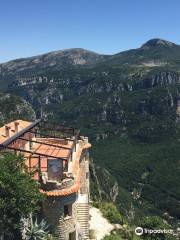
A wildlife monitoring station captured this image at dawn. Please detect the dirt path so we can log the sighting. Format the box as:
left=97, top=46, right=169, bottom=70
left=89, top=207, right=114, bottom=240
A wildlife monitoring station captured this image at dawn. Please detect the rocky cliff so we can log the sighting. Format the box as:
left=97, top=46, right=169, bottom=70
left=0, top=93, right=36, bottom=126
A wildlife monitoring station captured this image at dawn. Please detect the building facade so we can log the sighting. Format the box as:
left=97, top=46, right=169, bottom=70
left=0, top=119, right=91, bottom=240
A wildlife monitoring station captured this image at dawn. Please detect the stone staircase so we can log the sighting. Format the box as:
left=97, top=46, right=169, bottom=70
left=77, top=203, right=89, bottom=239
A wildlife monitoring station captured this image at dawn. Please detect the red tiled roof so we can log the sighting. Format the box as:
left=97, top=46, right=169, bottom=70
left=24, top=138, right=73, bottom=161
left=24, top=141, right=73, bottom=181
left=35, top=142, right=71, bottom=159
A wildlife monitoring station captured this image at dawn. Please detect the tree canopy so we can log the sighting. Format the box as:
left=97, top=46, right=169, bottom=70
left=0, top=153, right=44, bottom=239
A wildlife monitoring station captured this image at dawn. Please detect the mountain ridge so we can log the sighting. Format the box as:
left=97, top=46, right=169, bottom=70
left=0, top=37, right=180, bottom=229
left=0, top=38, right=178, bottom=67
left=1, top=47, right=105, bottom=63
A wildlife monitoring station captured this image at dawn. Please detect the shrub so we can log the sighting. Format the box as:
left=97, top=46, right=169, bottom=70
left=100, top=202, right=123, bottom=224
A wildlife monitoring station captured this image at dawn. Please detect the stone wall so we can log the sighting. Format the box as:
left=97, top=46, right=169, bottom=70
left=43, top=193, right=77, bottom=239
left=77, top=147, right=90, bottom=239
left=80, top=149, right=90, bottom=195
left=42, top=137, right=90, bottom=240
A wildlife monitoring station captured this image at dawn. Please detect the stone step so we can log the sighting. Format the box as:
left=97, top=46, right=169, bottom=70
left=78, top=221, right=89, bottom=224
left=77, top=213, right=88, bottom=215
left=77, top=209, right=89, bottom=210
left=77, top=209, right=89, bottom=211
left=78, top=216, right=88, bottom=218
left=77, top=210, right=89, bottom=212
left=77, top=206, right=89, bottom=208
left=77, top=206, right=89, bottom=207
left=77, top=204, right=89, bottom=240
left=77, top=208, right=89, bottom=211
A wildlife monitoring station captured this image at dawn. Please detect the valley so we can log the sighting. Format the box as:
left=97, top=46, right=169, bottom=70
left=0, top=38, right=180, bottom=238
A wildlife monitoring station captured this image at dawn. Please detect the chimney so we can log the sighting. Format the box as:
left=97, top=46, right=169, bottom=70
left=5, top=126, right=11, bottom=138
left=14, top=121, right=19, bottom=133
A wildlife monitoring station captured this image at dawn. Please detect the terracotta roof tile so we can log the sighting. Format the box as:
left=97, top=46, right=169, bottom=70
left=32, top=139, right=73, bottom=159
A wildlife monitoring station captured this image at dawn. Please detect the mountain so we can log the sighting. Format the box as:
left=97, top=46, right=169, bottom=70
left=0, top=48, right=109, bottom=91
left=0, top=93, right=36, bottom=126
left=0, top=38, right=180, bottom=229
left=0, top=48, right=107, bottom=76
left=1, top=38, right=180, bottom=77
left=141, top=38, right=176, bottom=48
left=1, top=48, right=107, bottom=69
left=106, top=38, right=180, bottom=67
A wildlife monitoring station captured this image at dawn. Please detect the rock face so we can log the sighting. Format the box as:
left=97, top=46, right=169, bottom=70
left=0, top=93, right=36, bottom=126
left=90, top=162, right=119, bottom=202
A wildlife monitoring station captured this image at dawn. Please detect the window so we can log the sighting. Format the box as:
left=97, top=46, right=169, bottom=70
left=48, top=159, right=63, bottom=181
left=64, top=204, right=72, bottom=217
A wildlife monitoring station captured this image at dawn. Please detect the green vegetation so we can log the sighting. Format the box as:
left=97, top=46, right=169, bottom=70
left=0, top=93, right=36, bottom=126
left=93, top=202, right=137, bottom=240
left=103, top=232, right=140, bottom=240
left=95, top=202, right=123, bottom=224
left=97, top=203, right=176, bottom=240
left=103, top=234, right=123, bottom=240
left=0, top=153, right=44, bottom=239
left=91, top=135, right=180, bottom=223
left=139, top=216, right=176, bottom=240
left=89, top=229, right=96, bottom=239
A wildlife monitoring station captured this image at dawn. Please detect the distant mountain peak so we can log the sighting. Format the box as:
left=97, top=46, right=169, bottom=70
left=141, top=38, right=176, bottom=49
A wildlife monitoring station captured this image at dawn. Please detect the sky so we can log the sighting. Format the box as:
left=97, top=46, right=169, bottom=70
left=0, top=0, right=180, bottom=63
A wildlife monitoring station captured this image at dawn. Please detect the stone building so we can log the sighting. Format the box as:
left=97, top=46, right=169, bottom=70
left=0, top=119, right=91, bottom=240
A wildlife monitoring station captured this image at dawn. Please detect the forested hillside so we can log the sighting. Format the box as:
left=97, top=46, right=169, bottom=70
left=0, top=38, right=180, bottom=233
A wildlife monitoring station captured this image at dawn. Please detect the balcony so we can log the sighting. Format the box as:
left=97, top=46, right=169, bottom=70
left=42, top=172, right=75, bottom=191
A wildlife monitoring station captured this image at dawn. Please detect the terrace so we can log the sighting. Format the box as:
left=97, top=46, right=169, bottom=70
left=0, top=119, right=89, bottom=196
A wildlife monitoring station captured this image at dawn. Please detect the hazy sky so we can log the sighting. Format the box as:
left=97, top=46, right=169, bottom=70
left=0, top=0, right=180, bottom=63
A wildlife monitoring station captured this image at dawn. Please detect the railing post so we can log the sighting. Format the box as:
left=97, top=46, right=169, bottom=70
left=38, top=156, right=41, bottom=182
